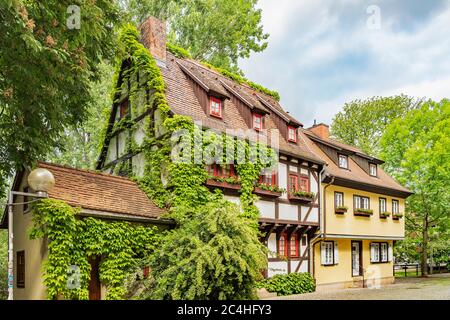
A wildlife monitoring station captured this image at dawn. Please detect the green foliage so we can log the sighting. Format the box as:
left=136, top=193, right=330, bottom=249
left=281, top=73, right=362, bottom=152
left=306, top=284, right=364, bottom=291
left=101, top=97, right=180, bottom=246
left=46, top=62, right=115, bottom=169
left=353, top=208, right=374, bottom=215
left=380, top=99, right=450, bottom=275
left=335, top=205, right=348, bottom=211
left=255, top=183, right=285, bottom=193
left=29, top=199, right=161, bottom=300
left=0, top=0, right=121, bottom=195
left=112, top=25, right=277, bottom=299
left=201, top=61, right=280, bottom=101
left=124, top=0, right=269, bottom=72
left=256, top=273, right=315, bottom=296
left=331, top=95, right=421, bottom=156
left=291, top=190, right=315, bottom=199
left=145, top=199, right=267, bottom=300
left=167, top=42, right=192, bottom=59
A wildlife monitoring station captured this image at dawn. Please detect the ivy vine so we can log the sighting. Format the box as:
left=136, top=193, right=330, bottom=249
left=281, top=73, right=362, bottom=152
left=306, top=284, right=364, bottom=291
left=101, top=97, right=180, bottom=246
left=29, top=199, right=161, bottom=300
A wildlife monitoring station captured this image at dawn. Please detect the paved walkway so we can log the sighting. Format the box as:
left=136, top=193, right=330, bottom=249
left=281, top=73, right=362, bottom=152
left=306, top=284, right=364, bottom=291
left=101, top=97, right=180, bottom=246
left=266, top=274, right=450, bottom=300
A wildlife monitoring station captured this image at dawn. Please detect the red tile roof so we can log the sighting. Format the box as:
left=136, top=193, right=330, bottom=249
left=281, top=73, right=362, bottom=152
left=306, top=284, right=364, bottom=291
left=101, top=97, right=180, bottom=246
left=160, top=52, right=324, bottom=164
left=301, top=129, right=412, bottom=195
left=37, top=162, right=166, bottom=219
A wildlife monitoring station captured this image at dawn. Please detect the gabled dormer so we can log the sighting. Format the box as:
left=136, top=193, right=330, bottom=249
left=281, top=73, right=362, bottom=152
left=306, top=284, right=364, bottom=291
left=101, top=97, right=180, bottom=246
left=256, top=94, right=302, bottom=144
left=177, top=61, right=229, bottom=120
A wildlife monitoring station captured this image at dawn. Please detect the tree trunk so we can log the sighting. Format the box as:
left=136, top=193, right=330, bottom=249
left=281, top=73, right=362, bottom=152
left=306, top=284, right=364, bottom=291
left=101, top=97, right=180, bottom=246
left=421, top=217, right=428, bottom=277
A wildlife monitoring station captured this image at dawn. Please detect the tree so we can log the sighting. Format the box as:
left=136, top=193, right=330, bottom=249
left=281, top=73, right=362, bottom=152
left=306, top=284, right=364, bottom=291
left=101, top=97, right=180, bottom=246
left=381, top=99, right=450, bottom=276
left=46, top=62, right=114, bottom=169
left=330, top=95, right=420, bottom=156
left=123, top=0, right=269, bottom=72
left=0, top=0, right=121, bottom=195
left=145, top=198, right=267, bottom=300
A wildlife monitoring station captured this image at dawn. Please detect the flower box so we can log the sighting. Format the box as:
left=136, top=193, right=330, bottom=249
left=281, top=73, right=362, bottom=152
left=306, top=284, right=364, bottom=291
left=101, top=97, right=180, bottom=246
left=253, top=187, right=282, bottom=198
left=288, top=193, right=314, bottom=203
left=335, top=207, right=347, bottom=214
left=379, top=212, right=391, bottom=219
left=353, top=209, right=373, bottom=217
left=392, top=213, right=403, bottom=220
left=205, top=178, right=241, bottom=191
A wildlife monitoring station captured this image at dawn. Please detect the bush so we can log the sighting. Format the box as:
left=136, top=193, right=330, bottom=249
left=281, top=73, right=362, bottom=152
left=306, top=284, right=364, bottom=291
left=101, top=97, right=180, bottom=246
left=256, top=272, right=315, bottom=296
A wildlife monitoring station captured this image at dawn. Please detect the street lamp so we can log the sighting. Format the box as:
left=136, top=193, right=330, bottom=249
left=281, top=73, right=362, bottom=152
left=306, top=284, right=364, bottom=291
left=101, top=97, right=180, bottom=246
left=7, top=168, right=55, bottom=300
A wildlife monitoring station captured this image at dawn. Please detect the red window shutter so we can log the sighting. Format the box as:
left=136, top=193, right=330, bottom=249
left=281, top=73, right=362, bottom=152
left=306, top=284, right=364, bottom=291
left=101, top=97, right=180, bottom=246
left=209, top=97, right=222, bottom=118
left=143, top=266, right=150, bottom=279
left=289, top=174, right=298, bottom=192
left=119, top=101, right=128, bottom=118
left=299, top=176, right=309, bottom=192
left=288, top=126, right=297, bottom=142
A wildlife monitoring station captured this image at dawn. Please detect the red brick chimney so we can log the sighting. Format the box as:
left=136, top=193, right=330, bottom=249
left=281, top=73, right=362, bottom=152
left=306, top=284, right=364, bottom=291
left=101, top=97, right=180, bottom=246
left=139, top=16, right=166, bottom=63
left=308, top=122, right=329, bottom=140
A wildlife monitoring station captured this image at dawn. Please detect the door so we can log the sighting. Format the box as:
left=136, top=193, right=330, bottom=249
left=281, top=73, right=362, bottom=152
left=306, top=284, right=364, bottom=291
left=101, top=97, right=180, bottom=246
left=88, top=257, right=101, bottom=300
left=352, top=241, right=362, bottom=277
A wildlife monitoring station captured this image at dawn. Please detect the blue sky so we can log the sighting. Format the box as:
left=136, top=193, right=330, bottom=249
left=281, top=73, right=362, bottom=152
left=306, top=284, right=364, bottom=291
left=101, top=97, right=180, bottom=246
left=239, top=0, right=450, bottom=127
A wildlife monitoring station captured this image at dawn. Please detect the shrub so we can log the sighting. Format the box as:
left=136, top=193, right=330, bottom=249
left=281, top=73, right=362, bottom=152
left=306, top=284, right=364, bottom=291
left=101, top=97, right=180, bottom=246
left=256, top=272, right=315, bottom=296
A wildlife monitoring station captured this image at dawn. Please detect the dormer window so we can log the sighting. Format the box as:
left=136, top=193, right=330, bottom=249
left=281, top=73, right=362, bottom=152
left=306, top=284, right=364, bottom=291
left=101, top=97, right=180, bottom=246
left=253, top=113, right=263, bottom=131
left=209, top=96, right=222, bottom=118
left=338, top=154, right=348, bottom=169
left=369, top=163, right=377, bottom=177
left=288, top=126, right=297, bottom=142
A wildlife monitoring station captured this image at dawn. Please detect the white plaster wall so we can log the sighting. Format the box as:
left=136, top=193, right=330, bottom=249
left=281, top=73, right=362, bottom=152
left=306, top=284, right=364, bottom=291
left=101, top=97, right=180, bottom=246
left=278, top=203, right=298, bottom=221
left=268, top=261, right=288, bottom=277
left=300, top=234, right=308, bottom=256
left=306, top=207, right=319, bottom=223
left=310, top=176, right=318, bottom=195
left=133, top=120, right=146, bottom=146
left=278, top=162, right=287, bottom=199
left=300, top=168, right=309, bottom=175
left=255, top=200, right=275, bottom=219
left=298, top=261, right=308, bottom=273
left=132, top=153, right=145, bottom=178
left=267, top=234, right=277, bottom=258
left=106, top=136, right=117, bottom=164
left=290, top=260, right=300, bottom=273
left=224, top=195, right=240, bottom=207
left=117, top=132, right=127, bottom=157
left=290, top=166, right=298, bottom=173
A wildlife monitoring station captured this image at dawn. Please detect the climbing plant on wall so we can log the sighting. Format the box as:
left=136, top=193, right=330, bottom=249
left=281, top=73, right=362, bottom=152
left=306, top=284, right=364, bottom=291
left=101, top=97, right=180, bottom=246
left=29, top=199, right=161, bottom=300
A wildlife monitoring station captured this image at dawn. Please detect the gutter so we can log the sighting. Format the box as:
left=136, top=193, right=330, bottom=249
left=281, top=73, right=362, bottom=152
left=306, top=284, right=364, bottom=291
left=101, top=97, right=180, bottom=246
left=309, top=169, right=334, bottom=278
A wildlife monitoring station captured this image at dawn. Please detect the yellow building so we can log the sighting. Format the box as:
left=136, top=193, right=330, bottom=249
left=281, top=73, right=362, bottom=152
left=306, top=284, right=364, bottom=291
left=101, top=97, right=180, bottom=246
left=303, top=123, right=412, bottom=290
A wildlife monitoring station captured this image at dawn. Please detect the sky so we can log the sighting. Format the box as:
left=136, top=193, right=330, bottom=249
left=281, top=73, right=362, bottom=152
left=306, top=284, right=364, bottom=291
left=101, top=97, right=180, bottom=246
left=239, top=0, right=450, bottom=127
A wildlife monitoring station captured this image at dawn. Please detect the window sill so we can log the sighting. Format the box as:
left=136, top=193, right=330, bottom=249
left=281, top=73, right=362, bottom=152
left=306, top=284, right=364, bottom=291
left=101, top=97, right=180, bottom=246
left=205, top=178, right=240, bottom=191
left=210, top=113, right=223, bottom=119
left=371, top=261, right=390, bottom=264
left=253, top=187, right=282, bottom=198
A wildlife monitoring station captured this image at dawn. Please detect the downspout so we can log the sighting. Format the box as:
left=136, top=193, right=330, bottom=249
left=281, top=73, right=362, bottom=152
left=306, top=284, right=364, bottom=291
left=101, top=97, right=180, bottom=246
left=309, top=167, right=335, bottom=278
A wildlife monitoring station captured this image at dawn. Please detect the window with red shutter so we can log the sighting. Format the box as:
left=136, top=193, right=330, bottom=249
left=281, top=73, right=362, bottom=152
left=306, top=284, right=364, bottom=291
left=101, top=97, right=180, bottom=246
left=278, top=234, right=288, bottom=257
left=289, top=174, right=298, bottom=193
left=253, top=113, right=263, bottom=131
left=209, top=97, right=222, bottom=118
left=288, top=126, right=297, bottom=142
left=299, top=176, right=309, bottom=192
left=259, top=171, right=277, bottom=186
left=290, top=234, right=299, bottom=257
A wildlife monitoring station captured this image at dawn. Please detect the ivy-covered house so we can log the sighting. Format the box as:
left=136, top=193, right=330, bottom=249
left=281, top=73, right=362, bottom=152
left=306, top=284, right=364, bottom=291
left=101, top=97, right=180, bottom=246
left=1, top=162, right=170, bottom=300
left=96, top=16, right=326, bottom=279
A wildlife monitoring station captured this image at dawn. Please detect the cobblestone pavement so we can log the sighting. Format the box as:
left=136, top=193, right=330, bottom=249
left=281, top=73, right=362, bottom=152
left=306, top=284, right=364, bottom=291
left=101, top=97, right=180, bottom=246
left=266, top=274, right=450, bottom=300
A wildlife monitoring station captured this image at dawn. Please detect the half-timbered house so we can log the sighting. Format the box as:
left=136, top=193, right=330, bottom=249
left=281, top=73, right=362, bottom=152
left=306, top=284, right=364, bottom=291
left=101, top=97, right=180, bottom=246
left=96, top=17, right=326, bottom=277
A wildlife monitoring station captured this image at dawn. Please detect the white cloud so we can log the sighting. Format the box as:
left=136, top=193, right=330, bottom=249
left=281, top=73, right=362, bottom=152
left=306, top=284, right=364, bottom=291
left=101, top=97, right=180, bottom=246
left=239, top=0, right=450, bottom=127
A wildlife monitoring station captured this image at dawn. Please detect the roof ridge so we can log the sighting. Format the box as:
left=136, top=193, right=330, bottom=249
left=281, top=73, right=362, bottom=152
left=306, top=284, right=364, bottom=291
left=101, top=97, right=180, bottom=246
left=38, top=162, right=135, bottom=184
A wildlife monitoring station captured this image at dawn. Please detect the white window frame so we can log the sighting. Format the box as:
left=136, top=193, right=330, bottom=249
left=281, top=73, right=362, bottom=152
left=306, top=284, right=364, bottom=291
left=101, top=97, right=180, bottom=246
left=369, top=163, right=377, bottom=176
left=338, top=154, right=348, bottom=169
left=321, top=241, right=335, bottom=265
left=392, top=200, right=399, bottom=214
left=355, top=195, right=370, bottom=210
left=335, top=192, right=344, bottom=207
left=379, top=198, right=387, bottom=213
